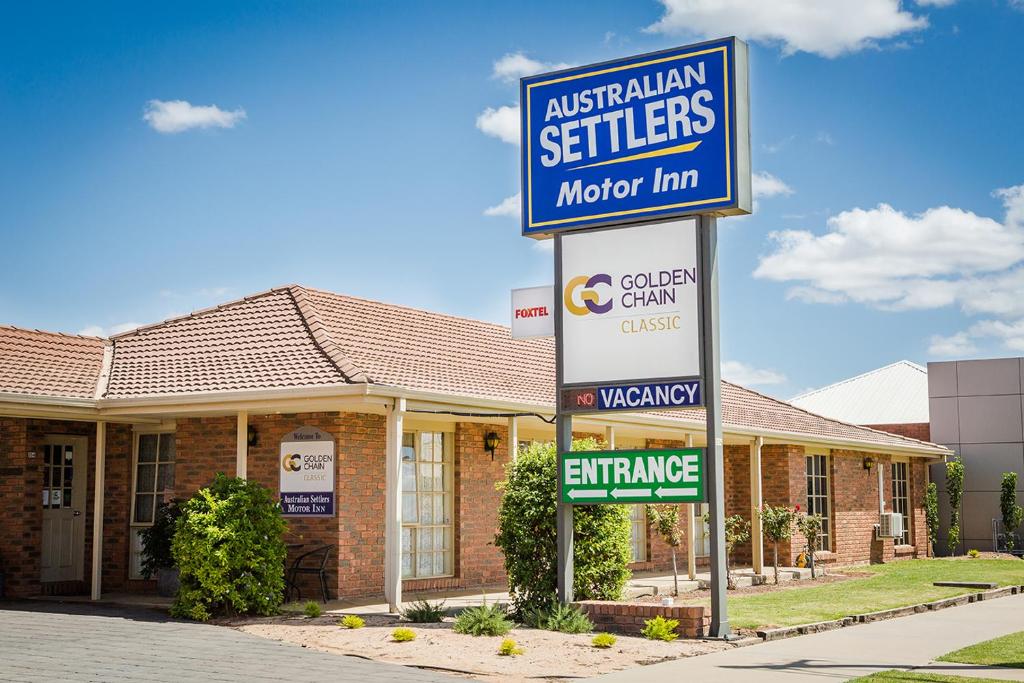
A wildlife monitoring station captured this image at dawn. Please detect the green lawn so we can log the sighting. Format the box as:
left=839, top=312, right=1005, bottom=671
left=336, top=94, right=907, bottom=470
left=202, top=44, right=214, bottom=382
left=938, top=630, right=1024, bottom=668
left=849, top=670, right=1010, bottom=683
left=680, top=559, right=1024, bottom=630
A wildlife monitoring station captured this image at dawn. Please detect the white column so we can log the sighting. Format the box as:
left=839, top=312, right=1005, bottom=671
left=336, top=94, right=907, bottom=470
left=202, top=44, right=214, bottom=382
left=91, top=421, right=106, bottom=600
left=750, top=436, right=764, bottom=575
left=236, top=411, right=248, bottom=480
left=508, top=415, right=519, bottom=462
left=604, top=425, right=615, bottom=450
left=685, top=432, right=696, bottom=580
left=384, top=397, right=406, bottom=612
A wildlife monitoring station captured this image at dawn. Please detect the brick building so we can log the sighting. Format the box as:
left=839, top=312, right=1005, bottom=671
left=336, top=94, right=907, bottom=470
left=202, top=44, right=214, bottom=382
left=0, top=286, right=949, bottom=603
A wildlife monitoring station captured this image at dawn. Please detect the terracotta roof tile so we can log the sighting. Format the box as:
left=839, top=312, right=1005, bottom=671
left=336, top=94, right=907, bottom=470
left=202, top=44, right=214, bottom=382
left=0, top=325, right=106, bottom=399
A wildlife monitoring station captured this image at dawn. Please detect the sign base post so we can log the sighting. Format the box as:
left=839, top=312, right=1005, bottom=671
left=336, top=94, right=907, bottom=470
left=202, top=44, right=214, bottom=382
left=556, top=413, right=574, bottom=604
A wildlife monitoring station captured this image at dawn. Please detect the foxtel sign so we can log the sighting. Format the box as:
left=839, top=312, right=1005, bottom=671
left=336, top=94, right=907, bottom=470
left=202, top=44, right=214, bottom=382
left=561, top=448, right=705, bottom=505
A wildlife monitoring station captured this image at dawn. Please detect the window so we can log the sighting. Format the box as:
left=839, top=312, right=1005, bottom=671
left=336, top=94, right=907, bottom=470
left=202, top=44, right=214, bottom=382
left=130, top=432, right=175, bottom=578
left=805, top=454, right=831, bottom=552
left=42, top=444, right=74, bottom=509
left=695, top=503, right=711, bottom=556
left=629, top=505, right=647, bottom=562
left=891, top=461, right=911, bottom=545
left=401, top=432, right=453, bottom=579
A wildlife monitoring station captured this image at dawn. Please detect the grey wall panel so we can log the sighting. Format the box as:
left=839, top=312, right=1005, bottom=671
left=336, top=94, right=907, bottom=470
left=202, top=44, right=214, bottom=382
left=929, top=397, right=961, bottom=444
left=930, top=461, right=950, bottom=493
left=958, top=395, right=1023, bottom=444
left=962, top=536, right=995, bottom=552
left=956, top=358, right=1022, bottom=396
left=928, top=361, right=959, bottom=398
left=959, top=443, right=1024, bottom=492
left=962, top=491, right=1000, bottom=542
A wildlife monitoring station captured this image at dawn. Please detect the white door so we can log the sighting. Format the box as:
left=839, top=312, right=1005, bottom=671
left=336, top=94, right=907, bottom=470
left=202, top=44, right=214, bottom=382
left=695, top=503, right=711, bottom=557
left=40, top=436, right=87, bottom=583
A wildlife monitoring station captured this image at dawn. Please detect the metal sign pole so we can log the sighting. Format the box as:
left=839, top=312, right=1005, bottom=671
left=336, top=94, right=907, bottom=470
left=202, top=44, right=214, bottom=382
left=699, top=214, right=730, bottom=638
left=554, top=233, right=574, bottom=604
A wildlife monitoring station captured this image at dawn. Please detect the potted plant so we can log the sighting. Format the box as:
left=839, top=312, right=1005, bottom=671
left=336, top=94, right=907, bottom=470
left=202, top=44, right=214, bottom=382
left=141, top=499, right=182, bottom=597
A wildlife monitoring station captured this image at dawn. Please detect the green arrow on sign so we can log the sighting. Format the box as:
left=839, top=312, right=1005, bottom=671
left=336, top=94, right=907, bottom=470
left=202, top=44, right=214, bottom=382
left=560, top=448, right=705, bottom=505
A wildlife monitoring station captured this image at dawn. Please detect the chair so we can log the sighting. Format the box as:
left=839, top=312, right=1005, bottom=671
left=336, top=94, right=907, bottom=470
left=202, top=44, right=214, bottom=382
left=286, top=544, right=334, bottom=603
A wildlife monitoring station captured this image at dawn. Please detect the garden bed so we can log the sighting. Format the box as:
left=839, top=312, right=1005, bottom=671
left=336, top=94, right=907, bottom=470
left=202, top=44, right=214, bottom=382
left=228, top=613, right=734, bottom=681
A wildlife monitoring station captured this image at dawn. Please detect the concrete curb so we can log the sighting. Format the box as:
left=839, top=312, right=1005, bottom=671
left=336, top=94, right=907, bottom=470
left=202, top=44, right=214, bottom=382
left=755, top=585, right=1022, bottom=642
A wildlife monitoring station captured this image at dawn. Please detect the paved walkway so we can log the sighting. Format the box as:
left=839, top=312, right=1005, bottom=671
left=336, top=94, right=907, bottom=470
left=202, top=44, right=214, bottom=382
left=0, top=601, right=455, bottom=683
left=591, top=594, right=1024, bottom=682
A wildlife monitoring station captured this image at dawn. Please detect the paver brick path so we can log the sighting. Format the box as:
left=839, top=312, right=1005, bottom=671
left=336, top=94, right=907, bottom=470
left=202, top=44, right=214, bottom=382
left=0, top=601, right=455, bottom=683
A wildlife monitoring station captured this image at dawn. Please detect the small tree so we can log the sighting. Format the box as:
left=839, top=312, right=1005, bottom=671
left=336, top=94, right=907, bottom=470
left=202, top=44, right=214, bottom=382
left=646, top=504, right=683, bottom=595
left=946, top=457, right=965, bottom=555
left=494, top=438, right=632, bottom=617
left=700, top=512, right=752, bottom=589
left=170, top=474, right=287, bottom=621
left=796, top=513, right=824, bottom=578
left=759, top=504, right=797, bottom=584
left=924, top=482, right=940, bottom=555
left=1000, top=472, right=1023, bottom=552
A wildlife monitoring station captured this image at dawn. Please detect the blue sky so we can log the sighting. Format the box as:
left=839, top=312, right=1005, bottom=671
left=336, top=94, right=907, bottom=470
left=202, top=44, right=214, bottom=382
left=2, top=0, right=1024, bottom=398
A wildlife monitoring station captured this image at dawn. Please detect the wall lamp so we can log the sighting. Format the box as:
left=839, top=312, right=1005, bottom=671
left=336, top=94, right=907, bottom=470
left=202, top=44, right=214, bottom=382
left=862, top=456, right=875, bottom=471
left=247, top=425, right=259, bottom=448
left=484, top=431, right=501, bottom=460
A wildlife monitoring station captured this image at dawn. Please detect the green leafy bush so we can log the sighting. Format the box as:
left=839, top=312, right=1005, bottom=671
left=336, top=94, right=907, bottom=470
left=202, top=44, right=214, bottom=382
left=646, top=505, right=683, bottom=595
left=304, top=600, right=322, bottom=618
left=641, top=615, right=679, bottom=642
left=340, top=615, right=365, bottom=629
left=140, top=500, right=182, bottom=578
left=497, top=638, right=523, bottom=656
left=392, top=627, right=416, bottom=642
left=527, top=603, right=593, bottom=634
left=796, top=513, right=824, bottom=579
left=169, top=474, right=287, bottom=621
left=968, top=548, right=981, bottom=558
left=759, top=504, right=797, bottom=584
left=1000, top=472, right=1023, bottom=551
left=925, top=482, right=940, bottom=552
left=453, top=602, right=514, bottom=637
left=494, top=438, right=632, bottom=616
left=592, top=633, right=617, bottom=649
left=947, top=457, right=965, bottom=555
left=401, top=599, right=446, bottom=623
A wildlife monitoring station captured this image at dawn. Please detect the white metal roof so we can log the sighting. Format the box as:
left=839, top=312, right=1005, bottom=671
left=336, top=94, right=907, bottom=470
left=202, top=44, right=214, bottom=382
left=790, top=360, right=929, bottom=425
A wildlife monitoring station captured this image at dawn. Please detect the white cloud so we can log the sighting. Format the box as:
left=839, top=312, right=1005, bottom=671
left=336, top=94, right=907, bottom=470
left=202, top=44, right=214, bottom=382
left=752, top=172, right=794, bottom=199
left=646, top=0, right=928, bottom=58
left=722, top=360, right=787, bottom=386
left=815, top=131, right=836, bottom=146
left=917, top=0, right=956, bottom=6
left=475, top=105, right=520, bottom=145
left=492, top=53, right=572, bottom=83
left=754, top=186, right=1024, bottom=311
left=484, top=193, right=521, bottom=218
left=77, top=322, right=142, bottom=337
left=928, top=331, right=977, bottom=357
left=143, top=99, right=246, bottom=134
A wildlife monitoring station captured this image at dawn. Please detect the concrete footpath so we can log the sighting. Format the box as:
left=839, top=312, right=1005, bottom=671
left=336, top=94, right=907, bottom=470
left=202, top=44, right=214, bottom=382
left=591, top=594, right=1024, bottom=682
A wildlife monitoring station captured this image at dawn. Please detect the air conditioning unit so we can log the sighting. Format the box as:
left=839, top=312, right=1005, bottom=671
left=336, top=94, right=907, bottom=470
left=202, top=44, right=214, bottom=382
left=878, top=512, right=904, bottom=539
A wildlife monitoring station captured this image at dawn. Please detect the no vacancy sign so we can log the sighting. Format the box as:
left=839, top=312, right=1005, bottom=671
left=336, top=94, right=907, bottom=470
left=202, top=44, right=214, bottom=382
left=279, top=426, right=335, bottom=517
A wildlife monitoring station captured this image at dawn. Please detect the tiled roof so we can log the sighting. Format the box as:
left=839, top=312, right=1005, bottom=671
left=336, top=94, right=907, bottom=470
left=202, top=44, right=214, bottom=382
left=0, top=325, right=106, bottom=399
left=790, top=360, right=929, bottom=425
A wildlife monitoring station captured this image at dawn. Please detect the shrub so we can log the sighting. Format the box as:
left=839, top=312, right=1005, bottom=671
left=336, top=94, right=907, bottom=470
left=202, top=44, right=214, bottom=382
left=304, top=600, right=322, bottom=618
left=340, top=615, right=365, bottom=629
left=796, top=513, right=824, bottom=579
left=525, top=603, right=593, bottom=634
left=968, top=548, right=981, bottom=559
left=140, top=500, right=182, bottom=578
left=401, top=599, right=446, bottom=623
left=925, top=482, right=940, bottom=553
left=641, top=615, right=679, bottom=642
left=170, top=474, right=287, bottom=621
left=592, top=633, right=617, bottom=649
left=646, top=505, right=683, bottom=595
left=453, top=602, right=514, bottom=637
left=494, top=438, right=632, bottom=616
left=947, top=457, right=965, bottom=555
left=999, top=472, right=1023, bottom=552
left=759, top=504, right=797, bottom=584
left=392, top=627, right=416, bottom=642
left=497, top=638, right=523, bottom=656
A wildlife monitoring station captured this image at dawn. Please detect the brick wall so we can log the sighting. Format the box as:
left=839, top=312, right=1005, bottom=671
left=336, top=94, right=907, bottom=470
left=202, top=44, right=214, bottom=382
left=576, top=601, right=709, bottom=638
left=761, top=444, right=806, bottom=566
left=865, top=423, right=931, bottom=442
left=455, top=422, right=511, bottom=589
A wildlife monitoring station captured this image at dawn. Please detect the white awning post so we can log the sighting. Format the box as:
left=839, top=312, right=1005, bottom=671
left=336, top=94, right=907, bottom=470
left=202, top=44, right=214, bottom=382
left=685, top=432, right=696, bottom=580
left=236, top=411, right=248, bottom=479
left=91, top=421, right=106, bottom=601
left=508, top=415, right=518, bottom=462
left=605, top=425, right=615, bottom=450
left=750, top=436, right=764, bottom=575
left=384, top=397, right=406, bottom=612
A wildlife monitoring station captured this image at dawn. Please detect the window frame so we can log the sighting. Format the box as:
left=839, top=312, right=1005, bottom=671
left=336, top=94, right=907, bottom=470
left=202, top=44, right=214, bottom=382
left=805, top=453, right=832, bottom=553
left=400, top=430, right=455, bottom=580
left=629, top=504, right=648, bottom=563
left=129, top=429, right=176, bottom=579
left=890, top=459, right=912, bottom=546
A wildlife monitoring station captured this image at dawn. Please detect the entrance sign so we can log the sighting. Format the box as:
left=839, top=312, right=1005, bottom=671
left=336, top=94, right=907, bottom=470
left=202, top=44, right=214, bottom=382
left=560, top=448, right=705, bottom=504
left=279, top=426, right=335, bottom=517
left=560, top=379, right=701, bottom=414
left=511, top=285, right=555, bottom=338
left=521, top=37, right=750, bottom=237
left=559, top=218, right=702, bottom=387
